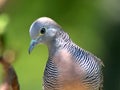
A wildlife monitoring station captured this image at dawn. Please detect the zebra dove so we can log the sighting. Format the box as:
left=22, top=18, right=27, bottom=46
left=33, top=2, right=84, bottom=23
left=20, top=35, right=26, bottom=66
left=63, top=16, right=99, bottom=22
left=28, top=17, right=104, bottom=90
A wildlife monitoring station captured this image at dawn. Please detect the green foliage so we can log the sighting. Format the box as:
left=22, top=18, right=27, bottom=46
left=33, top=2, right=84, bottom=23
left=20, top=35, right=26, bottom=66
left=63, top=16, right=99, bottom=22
left=0, top=64, right=3, bottom=84
left=0, top=14, right=9, bottom=34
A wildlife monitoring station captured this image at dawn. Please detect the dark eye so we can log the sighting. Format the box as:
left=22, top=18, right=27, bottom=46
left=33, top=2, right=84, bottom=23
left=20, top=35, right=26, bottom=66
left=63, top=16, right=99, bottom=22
left=40, top=28, right=46, bottom=34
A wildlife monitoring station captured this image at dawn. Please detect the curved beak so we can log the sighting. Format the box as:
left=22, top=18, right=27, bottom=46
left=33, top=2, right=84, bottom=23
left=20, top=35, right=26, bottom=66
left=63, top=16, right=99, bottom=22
left=28, top=40, right=38, bottom=54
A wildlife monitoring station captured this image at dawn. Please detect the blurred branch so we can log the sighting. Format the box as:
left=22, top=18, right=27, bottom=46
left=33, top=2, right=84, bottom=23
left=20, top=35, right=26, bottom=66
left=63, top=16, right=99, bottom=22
left=0, top=56, right=20, bottom=90
left=0, top=11, right=18, bottom=89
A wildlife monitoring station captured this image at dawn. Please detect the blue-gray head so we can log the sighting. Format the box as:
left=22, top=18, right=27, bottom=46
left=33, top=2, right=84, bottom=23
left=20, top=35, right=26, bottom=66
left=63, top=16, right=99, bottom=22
left=28, top=17, right=62, bottom=54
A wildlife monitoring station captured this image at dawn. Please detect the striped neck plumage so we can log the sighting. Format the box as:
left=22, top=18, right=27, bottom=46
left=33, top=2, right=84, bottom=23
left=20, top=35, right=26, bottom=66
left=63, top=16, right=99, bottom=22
left=48, top=30, right=72, bottom=57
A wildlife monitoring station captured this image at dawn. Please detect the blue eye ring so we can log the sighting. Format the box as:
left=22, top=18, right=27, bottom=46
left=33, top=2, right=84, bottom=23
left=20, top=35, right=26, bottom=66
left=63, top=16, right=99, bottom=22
left=40, top=28, right=46, bottom=34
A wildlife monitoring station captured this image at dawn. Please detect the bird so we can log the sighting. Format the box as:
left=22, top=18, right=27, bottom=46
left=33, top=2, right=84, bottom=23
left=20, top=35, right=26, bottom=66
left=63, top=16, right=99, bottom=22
left=28, top=17, right=104, bottom=90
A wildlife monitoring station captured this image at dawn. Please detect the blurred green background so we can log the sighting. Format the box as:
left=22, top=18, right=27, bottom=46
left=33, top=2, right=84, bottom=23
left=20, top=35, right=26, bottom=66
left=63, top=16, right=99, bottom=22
left=0, top=0, right=120, bottom=90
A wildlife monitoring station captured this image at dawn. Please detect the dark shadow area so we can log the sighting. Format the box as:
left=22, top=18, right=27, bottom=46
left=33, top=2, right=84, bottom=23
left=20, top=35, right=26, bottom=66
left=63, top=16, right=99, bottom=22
left=104, top=22, right=120, bottom=90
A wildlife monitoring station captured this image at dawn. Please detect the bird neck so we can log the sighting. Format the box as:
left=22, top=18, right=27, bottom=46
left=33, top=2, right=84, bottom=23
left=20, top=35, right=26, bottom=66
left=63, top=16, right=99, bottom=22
left=47, top=30, right=72, bottom=57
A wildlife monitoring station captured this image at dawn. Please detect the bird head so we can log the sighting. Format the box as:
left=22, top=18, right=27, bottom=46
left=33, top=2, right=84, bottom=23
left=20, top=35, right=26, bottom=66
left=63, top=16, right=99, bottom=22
left=28, top=17, right=61, bottom=54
